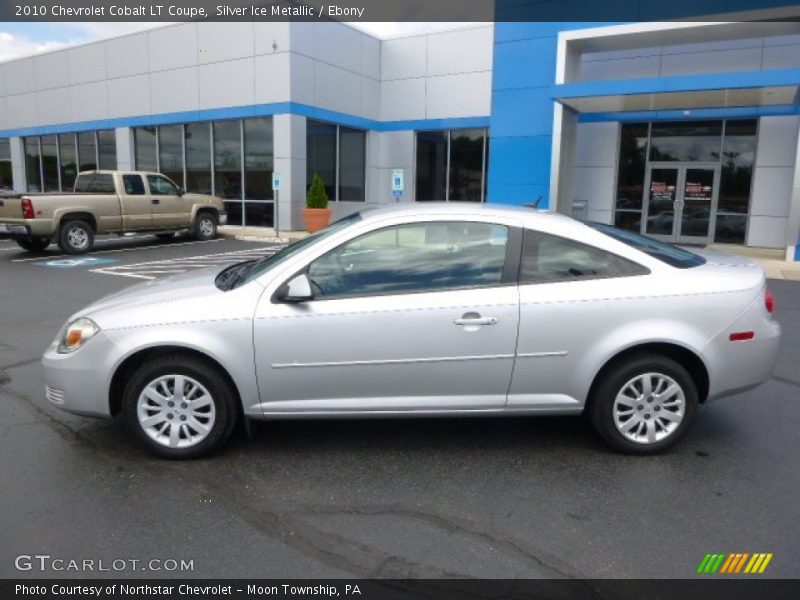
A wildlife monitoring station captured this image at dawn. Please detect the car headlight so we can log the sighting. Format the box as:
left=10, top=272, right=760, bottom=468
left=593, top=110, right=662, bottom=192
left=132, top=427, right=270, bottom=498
left=57, top=317, right=100, bottom=354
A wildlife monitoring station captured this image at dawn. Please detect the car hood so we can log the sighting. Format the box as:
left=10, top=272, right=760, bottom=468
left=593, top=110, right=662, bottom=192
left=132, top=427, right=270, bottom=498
left=72, top=267, right=242, bottom=329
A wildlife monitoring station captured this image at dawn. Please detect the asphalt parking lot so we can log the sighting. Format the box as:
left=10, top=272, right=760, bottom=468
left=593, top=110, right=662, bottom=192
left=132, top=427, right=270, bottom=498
left=1, top=234, right=799, bottom=579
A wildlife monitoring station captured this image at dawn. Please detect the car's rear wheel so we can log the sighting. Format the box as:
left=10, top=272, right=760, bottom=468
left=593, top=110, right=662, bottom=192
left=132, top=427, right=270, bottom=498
left=589, top=354, right=697, bottom=454
left=15, top=236, right=51, bottom=252
left=192, top=212, right=217, bottom=241
left=122, top=354, right=238, bottom=459
left=58, top=220, right=94, bottom=254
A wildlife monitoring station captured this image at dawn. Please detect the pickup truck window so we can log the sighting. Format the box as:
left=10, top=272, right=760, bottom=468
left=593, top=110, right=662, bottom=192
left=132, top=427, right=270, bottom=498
left=74, top=173, right=115, bottom=193
left=147, top=174, right=180, bottom=196
left=123, top=175, right=146, bottom=195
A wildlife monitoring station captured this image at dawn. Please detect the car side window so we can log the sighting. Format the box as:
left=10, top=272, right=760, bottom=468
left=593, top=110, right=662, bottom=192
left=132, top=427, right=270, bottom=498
left=307, top=221, right=510, bottom=299
left=74, top=174, right=115, bottom=193
left=520, top=229, right=648, bottom=284
left=146, top=175, right=179, bottom=196
left=122, top=175, right=146, bottom=195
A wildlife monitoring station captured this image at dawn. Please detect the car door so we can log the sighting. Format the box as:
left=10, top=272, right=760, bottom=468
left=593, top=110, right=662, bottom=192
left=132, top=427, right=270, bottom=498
left=508, top=228, right=650, bottom=410
left=253, top=218, right=521, bottom=414
left=119, top=173, right=152, bottom=230
left=146, top=174, right=190, bottom=228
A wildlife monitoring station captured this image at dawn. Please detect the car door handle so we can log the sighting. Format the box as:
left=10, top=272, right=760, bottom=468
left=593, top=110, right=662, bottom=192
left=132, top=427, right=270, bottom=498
left=151, top=199, right=160, bottom=205
left=454, top=315, right=498, bottom=326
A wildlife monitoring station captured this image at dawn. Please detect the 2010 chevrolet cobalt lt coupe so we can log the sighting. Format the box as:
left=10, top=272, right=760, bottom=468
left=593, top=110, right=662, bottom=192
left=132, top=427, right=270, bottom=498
left=43, top=204, right=780, bottom=458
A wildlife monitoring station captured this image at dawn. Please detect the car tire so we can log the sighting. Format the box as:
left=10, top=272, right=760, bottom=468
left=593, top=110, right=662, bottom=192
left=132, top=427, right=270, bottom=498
left=588, top=353, right=698, bottom=455
left=58, top=220, right=94, bottom=254
left=15, top=236, right=51, bottom=252
left=122, top=354, right=239, bottom=459
left=155, top=233, right=176, bottom=241
left=192, top=212, right=217, bottom=241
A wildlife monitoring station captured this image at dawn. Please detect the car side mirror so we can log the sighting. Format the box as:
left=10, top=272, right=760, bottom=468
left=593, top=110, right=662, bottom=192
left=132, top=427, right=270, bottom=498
left=279, top=273, right=314, bottom=303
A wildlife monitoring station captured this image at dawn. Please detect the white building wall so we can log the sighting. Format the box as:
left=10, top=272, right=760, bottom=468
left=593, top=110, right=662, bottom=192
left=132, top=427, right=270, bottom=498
left=748, top=116, right=800, bottom=248
left=571, top=122, right=619, bottom=224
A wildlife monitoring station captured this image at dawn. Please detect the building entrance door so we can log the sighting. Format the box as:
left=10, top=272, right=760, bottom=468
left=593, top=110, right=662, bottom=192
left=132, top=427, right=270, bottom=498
left=642, top=163, right=720, bottom=244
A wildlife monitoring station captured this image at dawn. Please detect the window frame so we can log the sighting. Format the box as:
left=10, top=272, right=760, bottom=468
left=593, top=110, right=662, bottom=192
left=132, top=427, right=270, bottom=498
left=415, top=128, right=489, bottom=202
left=146, top=173, right=181, bottom=196
left=306, top=118, right=367, bottom=203
left=278, top=220, right=522, bottom=303
left=517, top=228, right=650, bottom=285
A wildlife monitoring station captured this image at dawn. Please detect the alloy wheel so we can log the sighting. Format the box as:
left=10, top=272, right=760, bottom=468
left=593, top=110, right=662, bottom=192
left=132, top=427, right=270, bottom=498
left=136, top=374, right=216, bottom=448
left=612, top=372, right=685, bottom=445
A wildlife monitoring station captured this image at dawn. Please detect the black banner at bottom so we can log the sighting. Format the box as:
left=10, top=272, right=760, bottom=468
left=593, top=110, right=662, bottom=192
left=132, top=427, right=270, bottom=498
left=4, top=579, right=800, bottom=600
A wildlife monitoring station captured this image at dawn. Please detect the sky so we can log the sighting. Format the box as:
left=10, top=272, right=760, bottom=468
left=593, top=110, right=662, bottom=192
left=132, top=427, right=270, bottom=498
left=0, top=22, right=477, bottom=62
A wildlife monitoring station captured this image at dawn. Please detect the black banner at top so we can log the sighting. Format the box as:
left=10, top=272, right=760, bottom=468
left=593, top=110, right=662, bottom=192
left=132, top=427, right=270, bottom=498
left=2, top=0, right=800, bottom=22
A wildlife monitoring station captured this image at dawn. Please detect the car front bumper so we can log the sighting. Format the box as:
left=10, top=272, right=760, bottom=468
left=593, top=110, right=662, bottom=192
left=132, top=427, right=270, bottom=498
left=218, top=211, right=228, bottom=226
left=41, top=332, right=119, bottom=418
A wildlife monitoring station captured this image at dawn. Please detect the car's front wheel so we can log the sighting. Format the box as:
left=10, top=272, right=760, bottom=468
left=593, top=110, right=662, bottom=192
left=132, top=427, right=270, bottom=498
left=192, top=212, right=217, bottom=241
left=122, top=354, right=238, bottom=459
left=589, top=354, right=698, bottom=454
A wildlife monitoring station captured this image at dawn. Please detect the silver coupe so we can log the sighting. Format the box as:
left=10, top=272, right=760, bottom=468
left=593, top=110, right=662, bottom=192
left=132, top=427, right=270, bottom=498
left=42, top=204, right=780, bottom=458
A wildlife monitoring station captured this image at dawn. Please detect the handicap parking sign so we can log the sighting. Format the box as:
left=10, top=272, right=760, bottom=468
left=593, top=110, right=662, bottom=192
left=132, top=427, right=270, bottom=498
left=38, top=257, right=119, bottom=269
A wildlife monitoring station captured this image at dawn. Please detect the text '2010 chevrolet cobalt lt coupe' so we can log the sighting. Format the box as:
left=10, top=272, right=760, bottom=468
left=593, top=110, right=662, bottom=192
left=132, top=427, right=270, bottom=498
left=42, top=204, right=780, bottom=458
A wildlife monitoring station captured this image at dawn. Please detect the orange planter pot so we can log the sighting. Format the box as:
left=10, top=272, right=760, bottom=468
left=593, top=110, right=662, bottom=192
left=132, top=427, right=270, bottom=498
left=302, top=208, right=332, bottom=233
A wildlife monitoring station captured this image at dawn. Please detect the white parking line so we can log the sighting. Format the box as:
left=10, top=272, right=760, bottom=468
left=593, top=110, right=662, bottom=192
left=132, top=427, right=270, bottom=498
left=12, top=238, right=223, bottom=262
left=90, top=246, right=285, bottom=280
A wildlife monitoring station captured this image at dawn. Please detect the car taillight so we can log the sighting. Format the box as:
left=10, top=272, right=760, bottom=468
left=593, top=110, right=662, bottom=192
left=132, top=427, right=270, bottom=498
left=21, top=197, right=35, bottom=219
left=765, top=288, right=775, bottom=314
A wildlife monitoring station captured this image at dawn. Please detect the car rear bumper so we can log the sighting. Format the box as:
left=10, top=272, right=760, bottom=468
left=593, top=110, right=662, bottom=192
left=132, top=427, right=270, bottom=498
left=0, top=222, right=30, bottom=239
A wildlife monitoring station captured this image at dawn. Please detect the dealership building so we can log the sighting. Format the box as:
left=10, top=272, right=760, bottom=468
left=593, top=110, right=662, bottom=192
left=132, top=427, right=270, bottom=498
left=1, top=6, right=800, bottom=258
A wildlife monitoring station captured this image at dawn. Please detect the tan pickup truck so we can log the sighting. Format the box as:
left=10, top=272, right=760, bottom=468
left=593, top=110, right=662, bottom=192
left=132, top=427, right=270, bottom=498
left=0, top=170, right=227, bottom=254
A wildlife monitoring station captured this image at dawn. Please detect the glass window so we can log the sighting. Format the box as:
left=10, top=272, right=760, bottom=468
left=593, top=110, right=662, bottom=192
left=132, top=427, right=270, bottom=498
left=75, top=173, right=115, bottom=193
left=147, top=174, right=180, bottom=195
left=158, top=125, right=183, bottom=188
left=416, top=130, right=447, bottom=201
left=134, top=127, right=157, bottom=172
left=308, top=221, right=509, bottom=299
left=213, top=120, right=242, bottom=200
left=24, top=137, right=41, bottom=192
left=306, top=120, right=336, bottom=200
left=41, top=135, right=59, bottom=192
left=586, top=221, right=706, bottom=268
left=615, top=123, right=648, bottom=212
left=77, top=132, right=97, bottom=172
left=97, top=130, right=117, bottom=170
left=243, top=118, right=273, bottom=201
left=520, top=229, right=647, bottom=283
left=649, top=121, right=722, bottom=162
left=185, top=122, right=212, bottom=194
left=59, top=134, right=77, bottom=191
left=717, top=119, right=757, bottom=235
left=338, top=126, right=365, bottom=201
left=0, top=139, right=11, bottom=190
left=244, top=202, right=273, bottom=227
left=122, top=174, right=146, bottom=195
left=449, top=129, right=485, bottom=202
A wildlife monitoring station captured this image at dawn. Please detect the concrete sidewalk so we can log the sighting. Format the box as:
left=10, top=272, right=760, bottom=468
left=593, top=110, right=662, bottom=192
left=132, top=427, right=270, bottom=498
left=219, top=226, right=800, bottom=281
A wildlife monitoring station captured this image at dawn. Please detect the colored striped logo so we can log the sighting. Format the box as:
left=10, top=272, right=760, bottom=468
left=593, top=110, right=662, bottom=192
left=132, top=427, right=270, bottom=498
left=697, top=553, right=773, bottom=574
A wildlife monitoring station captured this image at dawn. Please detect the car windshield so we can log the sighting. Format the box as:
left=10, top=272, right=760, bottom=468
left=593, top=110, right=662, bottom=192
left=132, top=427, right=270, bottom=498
left=236, top=212, right=363, bottom=286
left=585, top=221, right=706, bottom=269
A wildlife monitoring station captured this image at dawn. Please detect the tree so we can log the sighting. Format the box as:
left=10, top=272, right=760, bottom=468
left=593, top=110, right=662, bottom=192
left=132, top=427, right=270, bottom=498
left=306, top=173, right=329, bottom=209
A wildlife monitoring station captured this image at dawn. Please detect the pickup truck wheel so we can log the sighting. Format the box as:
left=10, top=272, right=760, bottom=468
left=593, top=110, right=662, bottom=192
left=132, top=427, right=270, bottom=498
left=192, top=212, right=217, bottom=241
left=58, top=220, right=94, bottom=254
left=15, top=237, right=51, bottom=252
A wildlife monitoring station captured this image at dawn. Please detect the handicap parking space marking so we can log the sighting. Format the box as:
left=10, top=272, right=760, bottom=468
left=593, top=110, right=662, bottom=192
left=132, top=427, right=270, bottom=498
left=90, top=245, right=286, bottom=280
left=38, top=256, right=121, bottom=269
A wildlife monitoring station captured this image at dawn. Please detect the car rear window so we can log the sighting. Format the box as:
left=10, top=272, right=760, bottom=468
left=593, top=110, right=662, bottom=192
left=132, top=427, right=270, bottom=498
left=585, top=221, right=706, bottom=269
left=74, top=173, right=115, bottom=194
